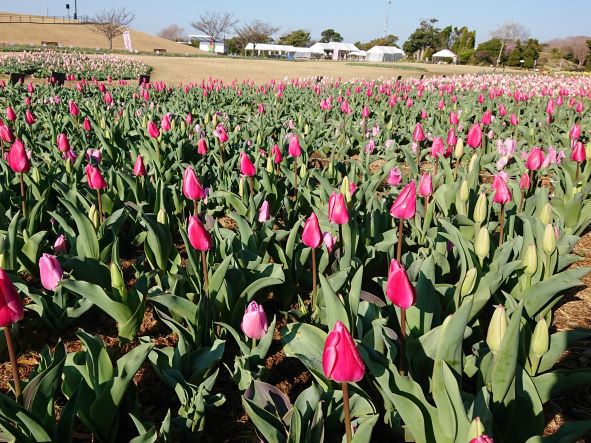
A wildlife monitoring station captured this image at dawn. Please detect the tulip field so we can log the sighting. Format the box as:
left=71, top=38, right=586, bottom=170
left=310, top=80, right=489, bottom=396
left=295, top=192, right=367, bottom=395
left=0, top=72, right=590, bottom=443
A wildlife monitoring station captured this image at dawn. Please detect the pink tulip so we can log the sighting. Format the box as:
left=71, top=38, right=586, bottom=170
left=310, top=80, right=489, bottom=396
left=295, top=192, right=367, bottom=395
left=39, top=253, right=62, bottom=291
left=83, top=117, right=92, bottom=132
left=85, top=164, right=107, bottom=190
left=575, top=102, right=584, bottom=113
left=361, top=106, right=370, bottom=119
left=492, top=173, right=511, bottom=205
left=569, top=124, right=581, bottom=140
left=86, top=149, right=101, bottom=163
left=546, top=99, right=555, bottom=115
left=183, top=166, right=206, bottom=200
left=25, top=110, right=36, bottom=125
left=188, top=216, right=212, bottom=251
left=257, top=103, right=265, bottom=114
left=469, top=436, right=494, bottom=443
left=133, top=155, right=146, bottom=176
left=6, top=107, right=16, bottom=122
left=328, top=192, right=349, bottom=225
left=525, top=147, right=544, bottom=171
left=271, top=144, right=283, bottom=164
left=288, top=134, right=302, bottom=157
left=240, top=152, right=256, bottom=177
left=572, top=141, right=586, bottom=162
left=467, top=124, right=482, bottom=149
left=215, top=125, right=229, bottom=143
left=446, top=127, right=457, bottom=150
left=481, top=110, right=492, bottom=126
left=197, top=138, right=207, bottom=155
left=258, top=200, right=270, bottom=222
left=509, top=113, right=518, bottom=126
left=322, top=320, right=365, bottom=383
left=57, top=133, right=70, bottom=153
left=386, top=259, right=416, bottom=309
left=302, top=212, right=322, bottom=248
left=68, top=101, right=80, bottom=117
left=418, top=173, right=432, bottom=198
left=323, top=232, right=337, bottom=254
left=241, top=300, right=268, bottom=340
left=519, top=172, right=530, bottom=190
left=412, top=123, right=426, bottom=142
left=147, top=121, right=160, bottom=138
left=0, top=268, right=24, bottom=327
left=390, top=181, right=416, bottom=220
left=186, top=113, right=193, bottom=125
left=8, top=140, right=30, bottom=173
left=0, top=125, right=14, bottom=143
left=498, top=104, right=507, bottom=117
left=449, top=111, right=459, bottom=125
left=160, top=114, right=171, bottom=132
left=388, top=167, right=402, bottom=186
left=53, top=234, right=68, bottom=254
left=103, top=92, right=113, bottom=105
left=430, top=137, right=445, bottom=159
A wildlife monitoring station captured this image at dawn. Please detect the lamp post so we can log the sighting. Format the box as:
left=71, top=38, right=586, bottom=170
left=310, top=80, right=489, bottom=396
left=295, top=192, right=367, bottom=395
left=74, top=0, right=77, bottom=20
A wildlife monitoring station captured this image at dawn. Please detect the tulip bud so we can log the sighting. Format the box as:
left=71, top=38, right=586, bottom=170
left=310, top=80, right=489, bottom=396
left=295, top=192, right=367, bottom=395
left=523, top=243, right=538, bottom=276
left=473, top=193, right=487, bottom=224
left=31, top=166, right=41, bottom=184
left=266, top=155, right=273, bottom=173
left=454, top=137, right=464, bottom=159
left=299, top=162, right=307, bottom=179
left=475, top=227, right=490, bottom=261
left=461, top=268, right=477, bottom=297
left=110, top=262, right=127, bottom=302
left=328, top=160, right=334, bottom=176
left=459, top=180, right=470, bottom=202
left=530, top=318, right=549, bottom=358
left=89, top=205, right=99, bottom=228
left=157, top=207, right=168, bottom=225
left=468, top=417, right=485, bottom=440
left=486, top=305, right=508, bottom=354
left=238, top=176, right=244, bottom=199
left=468, top=153, right=479, bottom=175
left=0, top=253, right=4, bottom=269
left=539, top=203, right=553, bottom=225
left=586, top=143, right=591, bottom=161
left=241, top=300, right=268, bottom=340
left=65, top=158, right=72, bottom=174
left=341, top=176, right=351, bottom=202
left=543, top=224, right=556, bottom=256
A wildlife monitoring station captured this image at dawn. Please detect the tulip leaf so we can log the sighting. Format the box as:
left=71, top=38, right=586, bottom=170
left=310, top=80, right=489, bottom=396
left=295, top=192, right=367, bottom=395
left=59, top=198, right=100, bottom=260
left=281, top=323, right=329, bottom=390
left=319, top=273, right=350, bottom=330
left=538, top=329, right=591, bottom=373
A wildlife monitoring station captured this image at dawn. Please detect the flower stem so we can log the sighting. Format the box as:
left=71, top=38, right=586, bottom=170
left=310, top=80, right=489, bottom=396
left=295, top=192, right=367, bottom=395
left=499, top=204, right=505, bottom=246
left=341, top=382, right=352, bottom=443
left=193, top=199, right=198, bottom=217
left=400, top=307, right=406, bottom=374
left=396, top=218, right=404, bottom=263
left=249, top=176, right=254, bottom=198
left=19, top=173, right=26, bottom=217
left=3, top=326, right=21, bottom=404
left=201, top=250, right=209, bottom=291
left=311, top=248, right=317, bottom=314
left=294, top=157, right=298, bottom=200
left=96, top=189, right=103, bottom=224
left=576, top=162, right=580, bottom=181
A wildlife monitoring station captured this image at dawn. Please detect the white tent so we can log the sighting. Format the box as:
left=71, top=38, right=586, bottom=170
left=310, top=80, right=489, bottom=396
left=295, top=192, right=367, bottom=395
left=309, top=42, right=360, bottom=60
left=366, top=46, right=404, bottom=62
left=432, top=49, right=458, bottom=64
left=347, top=50, right=367, bottom=60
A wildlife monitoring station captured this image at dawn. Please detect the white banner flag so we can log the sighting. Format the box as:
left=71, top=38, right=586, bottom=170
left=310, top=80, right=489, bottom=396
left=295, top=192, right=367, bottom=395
left=123, top=31, right=132, bottom=52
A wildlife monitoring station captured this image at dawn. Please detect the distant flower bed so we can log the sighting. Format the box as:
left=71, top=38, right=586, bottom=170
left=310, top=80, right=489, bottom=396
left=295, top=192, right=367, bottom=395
left=0, top=50, right=151, bottom=79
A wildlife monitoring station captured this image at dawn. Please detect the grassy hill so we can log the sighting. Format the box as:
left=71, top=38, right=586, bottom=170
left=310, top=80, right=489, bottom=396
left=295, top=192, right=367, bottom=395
left=0, top=11, right=203, bottom=55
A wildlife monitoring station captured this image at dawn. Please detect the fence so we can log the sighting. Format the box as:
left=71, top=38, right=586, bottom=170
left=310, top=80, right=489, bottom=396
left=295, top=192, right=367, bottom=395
left=0, top=14, right=92, bottom=24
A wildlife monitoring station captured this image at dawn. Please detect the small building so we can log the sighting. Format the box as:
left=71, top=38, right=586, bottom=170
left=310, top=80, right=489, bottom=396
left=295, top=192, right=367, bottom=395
left=432, top=49, right=458, bottom=64
left=188, top=35, right=225, bottom=54
left=366, top=46, right=405, bottom=62
left=309, top=42, right=360, bottom=60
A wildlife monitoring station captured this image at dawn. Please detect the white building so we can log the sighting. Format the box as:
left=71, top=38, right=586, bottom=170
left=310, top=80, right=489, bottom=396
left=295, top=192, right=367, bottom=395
left=366, top=46, right=405, bottom=62
left=309, top=42, right=360, bottom=60
left=244, top=43, right=324, bottom=59
left=188, top=35, right=225, bottom=54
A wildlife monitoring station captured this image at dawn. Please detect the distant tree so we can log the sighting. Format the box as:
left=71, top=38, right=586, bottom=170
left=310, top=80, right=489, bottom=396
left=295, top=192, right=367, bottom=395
left=356, top=34, right=399, bottom=51
left=507, top=41, right=524, bottom=67
left=319, top=29, right=343, bottom=43
left=403, top=18, right=441, bottom=59
left=190, top=11, right=237, bottom=41
left=491, top=21, right=530, bottom=66
left=451, top=26, right=476, bottom=52
left=235, top=19, right=280, bottom=48
left=225, top=36, right=242, bottom=55
left=278, top=29, right=311, bottom=47
left=158, top=24, right=185, bottom=42
left=474, top=38, right=504, bottom=65
left=89, top=7, right=135, bottom=50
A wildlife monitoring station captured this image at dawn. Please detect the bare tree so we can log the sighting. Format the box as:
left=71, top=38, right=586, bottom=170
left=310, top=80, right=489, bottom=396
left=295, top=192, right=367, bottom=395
left=89, top=7, right=135, bottom=50
left=190, top=11, right=237, bottom=41
left=491, top=21, right=530, bottom=66
left=235, top=20, right=280, bottom=47
left=158, top=24, right=186, bottom=42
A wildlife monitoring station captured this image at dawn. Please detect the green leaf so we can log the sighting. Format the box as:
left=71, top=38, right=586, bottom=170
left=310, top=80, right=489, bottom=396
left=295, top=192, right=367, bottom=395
left=319, top=274, right=349, bottom=330
left=59, top=198, right=99, bottom=259
left=281, top=323, right=329, bottom=390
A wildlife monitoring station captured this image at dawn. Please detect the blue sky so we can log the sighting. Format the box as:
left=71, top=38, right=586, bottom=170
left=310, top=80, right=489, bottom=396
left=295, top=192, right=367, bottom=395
left=1, top=0, right=589, bottom=44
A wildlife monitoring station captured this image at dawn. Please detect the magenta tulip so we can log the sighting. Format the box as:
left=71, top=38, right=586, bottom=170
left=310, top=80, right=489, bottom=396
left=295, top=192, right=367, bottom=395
left=430, top=137, right=445, bottom=159
left=53, top=234, right=68, bottom=254
left=83, top=117, right=92, bottom=132
left=322, top=321, right=365, bottom=383
left=0, top=269, right=23, bottom=327
left=519, top=172, right=530, bottom=190
left=302, top=212, right=322, bottom=248
left=572, top=141, right=586, bottom=162
left=386, top=259, right=416, bottom=309
left=147, top=121, right=160, bottom=138
left=467, top=124, right=482, bottom=149
left=85, top=164, right=107, bottom=190
left=160, top=114, right=171, bottom=132
left=288, top=134, right=302, bottom=157
left=569, top=124, right=581, bottom=140
left=182, top=166, right=206, bottom=200
left=412, top=123, right=425, bottom=142
left=390, top=181, right=416, bottom=220
left=68, top=101, right=80, bottom=117
left=492, top=174, right=511, bottom=205
left=0, top=125, right=14, bottom=143
left=39, top=254, right=62, bottom=291
left=388, top=167, right=402, bottom=186
left=57, top=133, right=70, bottom=153
left=258, top=200, right=270, bottom=222
left=197, top=138, right=207, bottom=155
left=525, top=147, right=544, bottom=171
left=241, top=301, right=268, bottom=340
left=25, top=110, right=36, bottom=125
left=5, top=107, right=16, bottom=122
left=8, top=141, right=30, bottom=173
left=418, top=173, right=432, bottom=198
left=133, top=155, right=146, bottom=176
left=449, top=111, right=459, bottom=125
left=469, top=436, right=494, bottom=443
left=188, top=216, right=212, bottom=251
left=328, top=193, right=349, bottom=225
left=240, top=152, right=256, bottom=177
left=271, top=144, right=283, bottom=164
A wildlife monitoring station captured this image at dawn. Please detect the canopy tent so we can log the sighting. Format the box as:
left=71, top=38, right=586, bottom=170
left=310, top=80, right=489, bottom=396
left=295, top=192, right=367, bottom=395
left=244, top=43, right=324, bottom=59
left=366, top=46, right=404, bottom=63
left=309, top=42, right=360, bottom=60
left=347, top=50, right=367, bottom=60
left=432, top=49, right=458, bottom=64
